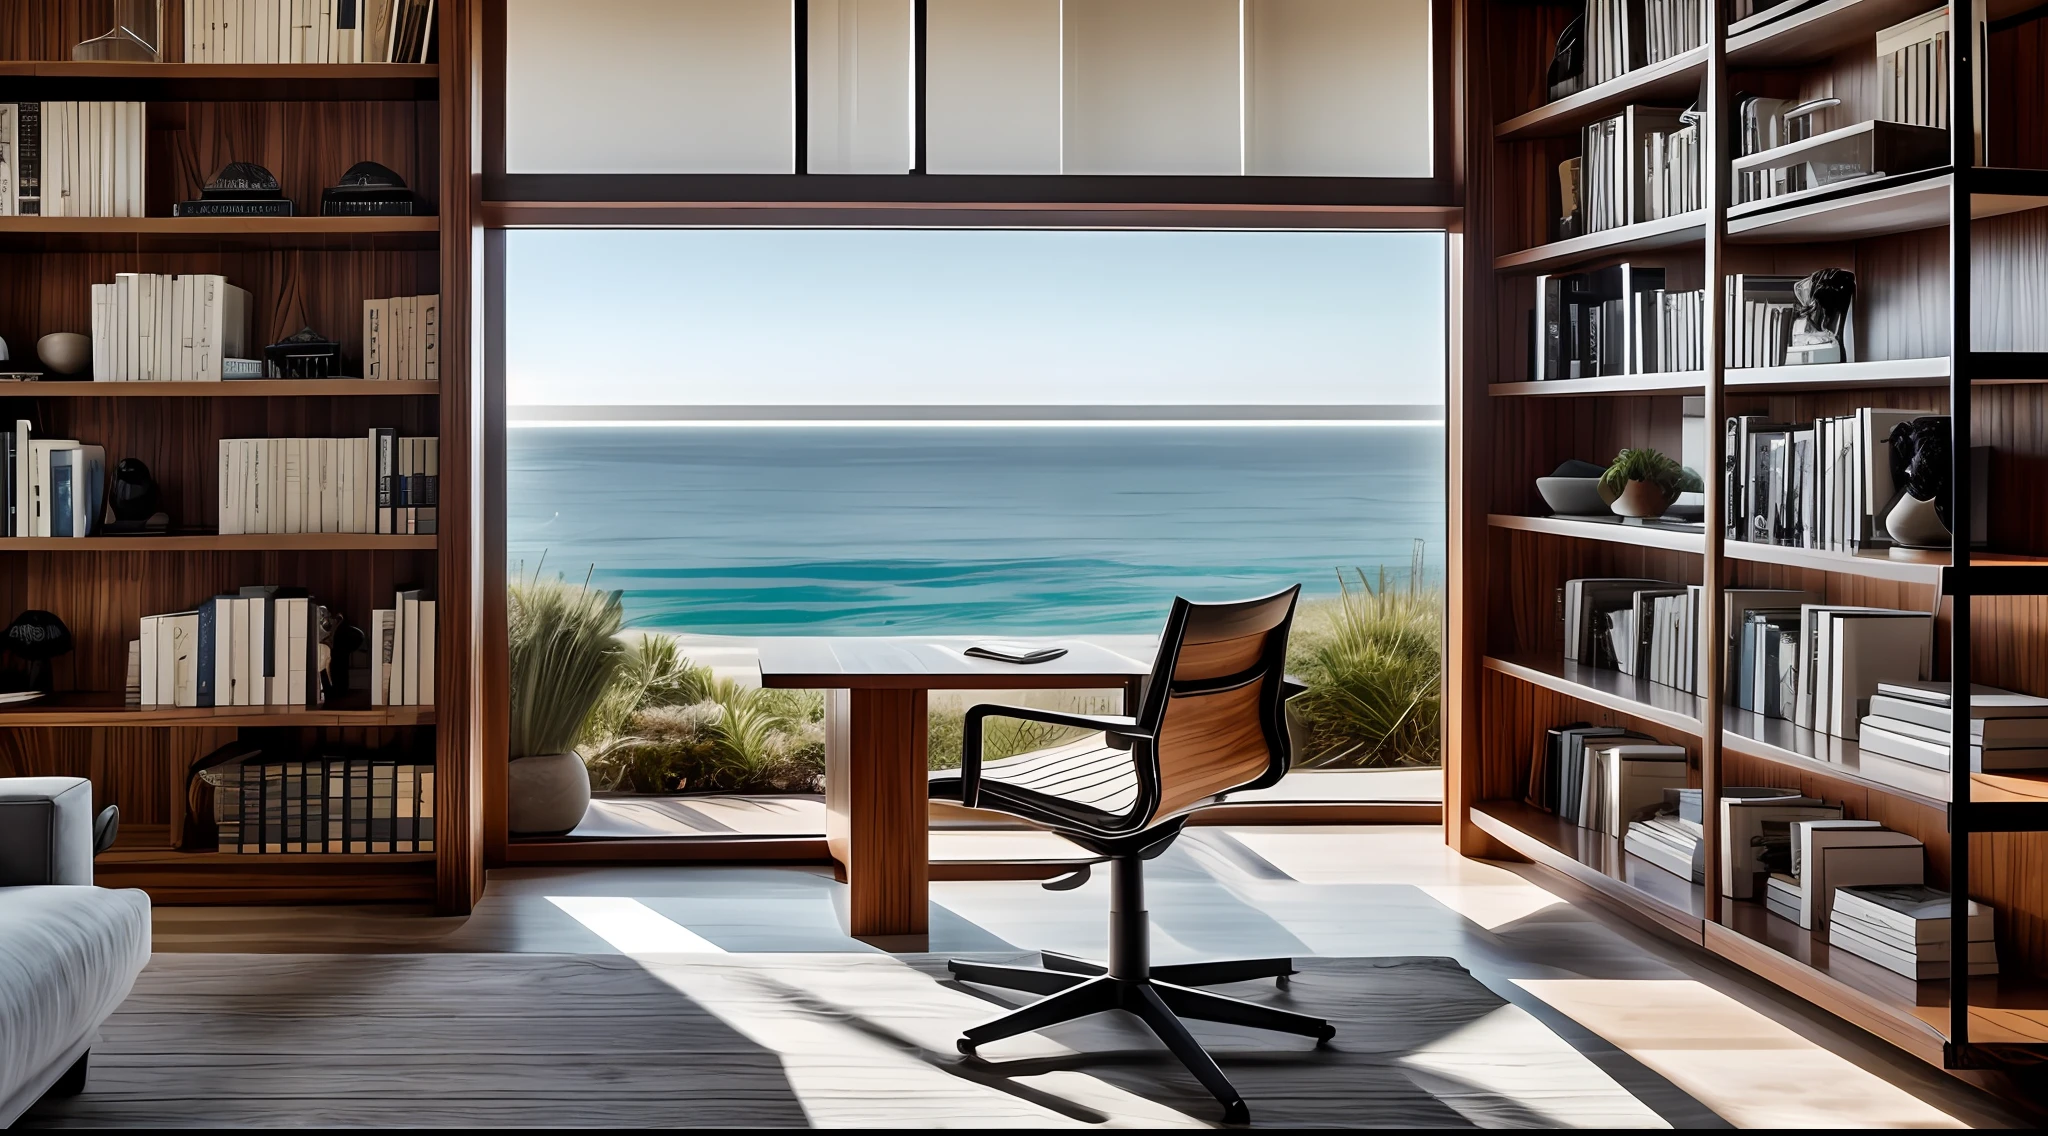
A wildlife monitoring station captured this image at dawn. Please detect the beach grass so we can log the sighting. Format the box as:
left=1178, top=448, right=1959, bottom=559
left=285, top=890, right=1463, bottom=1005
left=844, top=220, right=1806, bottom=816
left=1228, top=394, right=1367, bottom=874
left=1284, top=570, right=1444, bottom=769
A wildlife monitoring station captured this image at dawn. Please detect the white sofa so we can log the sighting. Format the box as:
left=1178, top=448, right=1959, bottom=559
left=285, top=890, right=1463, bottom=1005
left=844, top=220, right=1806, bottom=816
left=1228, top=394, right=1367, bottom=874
left=0, top=778, right=151, bottom=1126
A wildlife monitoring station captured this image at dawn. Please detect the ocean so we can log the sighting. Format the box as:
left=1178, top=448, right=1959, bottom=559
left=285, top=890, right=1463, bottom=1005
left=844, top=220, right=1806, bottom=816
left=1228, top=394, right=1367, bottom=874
left=506, top=424, right=1446, bottom=636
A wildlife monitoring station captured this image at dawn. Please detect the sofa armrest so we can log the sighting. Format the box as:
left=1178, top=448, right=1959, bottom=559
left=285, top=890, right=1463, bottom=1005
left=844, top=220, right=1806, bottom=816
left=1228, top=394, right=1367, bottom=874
left=0, top=777, right=96, bottom=886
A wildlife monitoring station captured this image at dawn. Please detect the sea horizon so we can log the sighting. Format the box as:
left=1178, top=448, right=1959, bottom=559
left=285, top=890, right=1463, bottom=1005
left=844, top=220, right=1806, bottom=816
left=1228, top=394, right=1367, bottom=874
left=508, top=421, right=1446, bottom=637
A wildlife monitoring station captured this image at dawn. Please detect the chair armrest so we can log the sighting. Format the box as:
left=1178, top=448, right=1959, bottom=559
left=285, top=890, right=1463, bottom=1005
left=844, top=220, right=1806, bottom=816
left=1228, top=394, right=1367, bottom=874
left=959, top=704, right=1151, bottom=808
left=0, top=777, right=97, bottom=886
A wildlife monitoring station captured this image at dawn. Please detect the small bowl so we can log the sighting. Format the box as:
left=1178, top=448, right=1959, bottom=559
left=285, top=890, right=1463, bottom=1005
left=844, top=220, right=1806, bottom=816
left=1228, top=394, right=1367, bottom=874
left=1536, top=476, right=1606, bottom=516
left=37, top=332, right=90, bottom=375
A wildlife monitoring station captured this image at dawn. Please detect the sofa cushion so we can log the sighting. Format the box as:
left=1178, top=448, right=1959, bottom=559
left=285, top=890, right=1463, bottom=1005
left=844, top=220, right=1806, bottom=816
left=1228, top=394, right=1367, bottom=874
left=0, top=886, right=152, bottom=1115
left=0, top=778, right=96, bottom=886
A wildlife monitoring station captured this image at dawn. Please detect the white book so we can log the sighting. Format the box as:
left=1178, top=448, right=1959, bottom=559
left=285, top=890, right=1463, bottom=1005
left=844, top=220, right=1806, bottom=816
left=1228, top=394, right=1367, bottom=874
left=1791, top=820, right=1925, bottom=929
left=421, top=293, right=440, bottom=382
left=285, top=598, right=310, bottom=705
left=418, top=600, right=435, bottom=706
left=11, top=420, right=27, bottom=536
left=1829, top=614, right=1933, bottom=738
left=26, top=438, right=79, bottom=537
left=363, top=297, right=383, bottom=379
left=140, top=614, right=161, bottom=706
left=248, top=436, right=266, bottom=534
left=335, top=436, right=353, bottom=533
left=246, top=595, right=271, bottom=706
left=90, top=283, right=111, bottom=380
left=270, top=438, right=287, bottom=534
left=225, top=595, right=249, bottom=705
left=283, top=438, right=303, bottom=533
left=402, top=592, right=423, bottom=705
left=215, top=441, right=235, bottom=535
left=368, top=608, right=392, bottom=706
left=167, top=611, right=200, bottom=708
left=135, top=272, right=155, bottom=381
left=270, top=596, right=290, bottom=705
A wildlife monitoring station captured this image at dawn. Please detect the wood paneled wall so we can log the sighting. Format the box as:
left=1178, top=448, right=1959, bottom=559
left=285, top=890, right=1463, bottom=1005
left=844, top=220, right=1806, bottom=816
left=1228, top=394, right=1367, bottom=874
left=1487, top=528, right=1702, bottom=659
left=1478, top=666, right=1701, bottom=804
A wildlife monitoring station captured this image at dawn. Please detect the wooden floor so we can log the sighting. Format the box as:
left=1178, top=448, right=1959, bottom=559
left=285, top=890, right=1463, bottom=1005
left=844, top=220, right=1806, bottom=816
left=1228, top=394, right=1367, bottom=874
left=65, top=826, right=2047, bottom=1128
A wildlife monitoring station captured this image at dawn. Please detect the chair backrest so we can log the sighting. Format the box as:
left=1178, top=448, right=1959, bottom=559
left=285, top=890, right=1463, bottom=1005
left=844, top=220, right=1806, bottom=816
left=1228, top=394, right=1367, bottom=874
left=1136, top=587, right=1299, bottom=821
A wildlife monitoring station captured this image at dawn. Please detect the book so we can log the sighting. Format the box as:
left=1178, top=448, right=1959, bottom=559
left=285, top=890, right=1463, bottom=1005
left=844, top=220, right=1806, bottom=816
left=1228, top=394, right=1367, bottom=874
left=1786, top=819, right=1924, bottom=928
left=1720, top=793, right=1840, bottom=899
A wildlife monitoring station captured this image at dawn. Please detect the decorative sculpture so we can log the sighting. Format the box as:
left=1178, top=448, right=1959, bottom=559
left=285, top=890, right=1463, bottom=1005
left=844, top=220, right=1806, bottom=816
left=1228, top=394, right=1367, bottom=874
left=263, top=327, right=343, bottom=379
left=174, top=162, right=293, bottom=217
left=320, top=161, right=422, bottom=216
left=4, top=610, right=75, bottom=692
left=105, top=458, right=170, bottom=534
left=1884, top=417, right=1954, bottom=549
left=1786, top=268, right=1856, bottom=366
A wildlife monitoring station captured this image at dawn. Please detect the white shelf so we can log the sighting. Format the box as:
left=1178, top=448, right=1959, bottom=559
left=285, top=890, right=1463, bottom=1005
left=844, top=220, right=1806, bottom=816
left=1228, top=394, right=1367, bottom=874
left=1494, top=211, right=1705, bottom=273
left=1494, top=46, right=1708, bottom=141
left=1728, top=173, right=2048, bottom=243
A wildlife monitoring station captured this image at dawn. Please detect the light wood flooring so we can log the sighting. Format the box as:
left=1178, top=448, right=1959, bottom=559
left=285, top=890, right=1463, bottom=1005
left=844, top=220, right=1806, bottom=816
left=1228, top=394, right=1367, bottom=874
left=123, top=825, right=2042, bottom=1127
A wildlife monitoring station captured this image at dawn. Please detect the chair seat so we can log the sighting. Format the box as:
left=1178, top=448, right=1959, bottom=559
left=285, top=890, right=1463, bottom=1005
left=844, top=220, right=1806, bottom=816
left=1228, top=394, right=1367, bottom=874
left=930, top=733, right=1141, bottom=819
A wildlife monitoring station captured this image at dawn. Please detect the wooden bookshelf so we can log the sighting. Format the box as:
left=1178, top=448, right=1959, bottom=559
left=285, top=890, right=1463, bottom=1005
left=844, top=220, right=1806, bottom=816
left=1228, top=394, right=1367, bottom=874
left=0, top=3, right=478, bottom=911
left=13, top=380, right=441, bottom=397
left=1454, top=0, right=2048, bottom=1079
left=0, top=534, right=437, bottom=551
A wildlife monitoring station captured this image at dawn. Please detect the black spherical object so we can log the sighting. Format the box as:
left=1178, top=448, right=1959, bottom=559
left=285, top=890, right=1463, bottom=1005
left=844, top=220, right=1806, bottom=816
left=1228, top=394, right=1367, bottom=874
left=110, top=458, right=163, bottom=523
left=4, top=610, right=73, bottom=693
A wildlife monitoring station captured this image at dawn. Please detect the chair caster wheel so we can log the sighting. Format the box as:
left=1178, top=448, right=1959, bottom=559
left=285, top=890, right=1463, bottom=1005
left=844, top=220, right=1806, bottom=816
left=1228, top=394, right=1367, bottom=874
left=956, top=1038, right=978, bottom=1057
left=1223, top=1100, right=1251, bottom=1125
left=1276, top=974, right=1291, bottom=990
left=1316, top=1025, right=1337, bottom=1045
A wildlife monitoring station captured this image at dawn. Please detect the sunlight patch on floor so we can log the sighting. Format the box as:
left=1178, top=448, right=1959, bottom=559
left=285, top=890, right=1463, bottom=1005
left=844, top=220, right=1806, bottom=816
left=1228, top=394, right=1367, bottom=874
left=545, top=896, right=726, bottom=953
left=1515, top=978, right=1967, bottom=1129
left=1415, top=884, right=1569, bottom=932
left=1397, top=1004, right=1671, bottom=1129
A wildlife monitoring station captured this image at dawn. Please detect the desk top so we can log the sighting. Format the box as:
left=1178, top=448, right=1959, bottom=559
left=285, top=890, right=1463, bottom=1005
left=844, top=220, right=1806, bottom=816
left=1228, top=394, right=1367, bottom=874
left=756, top=637, right=1151, bottom=690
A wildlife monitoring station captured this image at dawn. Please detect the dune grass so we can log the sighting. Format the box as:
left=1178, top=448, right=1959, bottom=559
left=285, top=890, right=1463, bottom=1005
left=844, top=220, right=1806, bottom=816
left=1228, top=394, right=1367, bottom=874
left=1284, top=568, right=1443, bottom=769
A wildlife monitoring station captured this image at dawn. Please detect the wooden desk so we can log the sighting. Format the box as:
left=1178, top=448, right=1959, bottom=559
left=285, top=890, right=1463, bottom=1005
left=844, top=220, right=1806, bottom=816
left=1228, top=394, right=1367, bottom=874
left=757, top=637, right=1150, bottom=944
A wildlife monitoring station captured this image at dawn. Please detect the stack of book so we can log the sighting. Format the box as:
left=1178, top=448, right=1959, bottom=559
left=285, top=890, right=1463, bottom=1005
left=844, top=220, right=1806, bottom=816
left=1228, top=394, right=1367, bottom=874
left=1575, top=107, right=1695, bottom=236
left=4, top=421, right=103, bottom=537
left=91, top=273, right=257, bottom=382
left=1723, top=409, right=1984, bottom=552
left=362, top=294, right=441, bottom=382
left=1641, top=0, right=1704, bottom=65
left=1763, top=819, right=1924, bottom=928
left=217, top=430, right=437, bottom=535
left=1534, top=264, right=1704, bottom=379
left=1875, top=6, right=1986, bottom=158
left=1627, top=787, right=1707, bottom=882
left=1721, top=791, right=1842, bottom=900
left=1526, top=722, right=1688, bottom=836
left=1830, top=884, right=1997, bottom=980
left=1859, top=680, right=2048, bottom=772
left=0, top=102, right=144, bottom=217
left=1575, top=0, right=1645, bottom=91
left=137, top=588, right=325, bottom=708
left=209, top=752, right=436, bottom=854
left=185, top=0, right=438, bottom=64
left=1561, top=577, right=1703, bottom=682
left=1723, top=595, right=1931, bottom=739
left=369, top=588, right=436, bottom=707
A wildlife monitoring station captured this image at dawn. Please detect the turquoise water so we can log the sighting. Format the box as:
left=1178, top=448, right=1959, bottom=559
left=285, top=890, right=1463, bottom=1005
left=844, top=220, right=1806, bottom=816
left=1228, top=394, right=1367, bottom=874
left=506, top=424, right=1446, bottom=636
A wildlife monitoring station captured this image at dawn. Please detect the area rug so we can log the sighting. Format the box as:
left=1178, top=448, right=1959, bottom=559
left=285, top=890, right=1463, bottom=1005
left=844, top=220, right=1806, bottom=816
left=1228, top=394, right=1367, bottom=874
left=21, top=952, right=1664, bottom=1128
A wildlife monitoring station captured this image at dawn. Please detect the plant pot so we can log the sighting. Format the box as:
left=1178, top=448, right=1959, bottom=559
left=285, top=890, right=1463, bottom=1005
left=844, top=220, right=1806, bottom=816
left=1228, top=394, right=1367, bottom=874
left=1609, top=479, right=1676, bottom=518
left=508, top=752, right=592, bottom=836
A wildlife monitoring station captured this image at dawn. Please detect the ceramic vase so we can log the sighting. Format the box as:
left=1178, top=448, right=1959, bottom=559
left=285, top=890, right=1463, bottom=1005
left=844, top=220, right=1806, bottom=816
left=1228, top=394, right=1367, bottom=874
left=1609, top=479, right=1675, bottom=518
left=508, top=752, right=592, bottom=836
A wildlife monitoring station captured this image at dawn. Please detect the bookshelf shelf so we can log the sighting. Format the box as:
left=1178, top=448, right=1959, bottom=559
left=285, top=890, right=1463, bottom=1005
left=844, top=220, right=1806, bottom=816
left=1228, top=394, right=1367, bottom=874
left=1492, top=211, right=1704, bottom=273
left=1483, top=653, right=1705, bottom=735
left=97, top=850, right=438, bottom=866
left=1489, top=372, right=1706, bottom=396
left=92, top=847, right=436, bottom=904
left=1726, top=357, right=1950, bottom=389
left=1494, top=46, right=1708, bottom=141
left=1488, top=513, right=1705, bottom=554
left=1722, top=540, right=1947, bottom=585
left=0, top=61, right=439, bottom=100
left=1470, top=799, right=1706, bottom=941
left=1726, top=0, right=1960, bottom=68
left=1707, top=903, right=2048, bottom=1061
left=0, top=693, right=434, bottom=728
left=12, top=380, right=441, bottom=398
left=0, top=215, right=440, bottom=253
left=1727, top=172, right=2048, bottom=243
left=0, top=534, right=436, bottom=551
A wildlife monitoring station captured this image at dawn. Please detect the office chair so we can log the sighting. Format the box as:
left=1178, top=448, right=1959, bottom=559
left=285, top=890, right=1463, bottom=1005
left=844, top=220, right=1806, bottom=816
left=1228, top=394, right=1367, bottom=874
left=929, top=586, right=1329, bottom=1124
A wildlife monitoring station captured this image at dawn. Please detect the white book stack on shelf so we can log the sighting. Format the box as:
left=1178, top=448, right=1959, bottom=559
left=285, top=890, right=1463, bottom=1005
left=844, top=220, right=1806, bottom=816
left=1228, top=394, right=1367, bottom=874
left=369, top=587, right=436, bottom=708
left=90, top=273, right=255, bottom=382
left=183, top=0, right=437, bottom=64
left=1829, top=884, right=1998, bottom=981
left=139, top=592, right=319, bottom=708
left=10, top=102, right=147, bottom=218
left=362, top=294, right=441, bottom=382
left=1858, top=680, right=2048, bottom=771
left=1762, top=819, right=1924, bottom=928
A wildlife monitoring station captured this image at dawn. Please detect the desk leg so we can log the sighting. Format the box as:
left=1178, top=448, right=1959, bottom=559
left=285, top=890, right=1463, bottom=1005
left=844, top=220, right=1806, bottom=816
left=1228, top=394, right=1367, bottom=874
left=824, top=687, right=930, bottom=944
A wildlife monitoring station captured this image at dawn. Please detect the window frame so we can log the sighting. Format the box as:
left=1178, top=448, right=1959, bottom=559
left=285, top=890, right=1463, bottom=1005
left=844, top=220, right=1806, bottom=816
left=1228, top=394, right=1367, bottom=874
left=474, top=0, right=1466, bottom=868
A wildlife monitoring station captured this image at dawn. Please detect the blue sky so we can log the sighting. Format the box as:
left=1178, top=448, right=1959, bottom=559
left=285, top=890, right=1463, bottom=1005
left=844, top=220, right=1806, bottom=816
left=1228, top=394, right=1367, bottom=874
left=507, top=229, right=1447, bottom=407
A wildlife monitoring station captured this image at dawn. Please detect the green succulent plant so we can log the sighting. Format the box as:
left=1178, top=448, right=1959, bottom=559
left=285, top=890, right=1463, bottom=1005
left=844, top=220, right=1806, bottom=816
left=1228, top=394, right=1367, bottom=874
left=1598, top=447, right=1703, bottom=503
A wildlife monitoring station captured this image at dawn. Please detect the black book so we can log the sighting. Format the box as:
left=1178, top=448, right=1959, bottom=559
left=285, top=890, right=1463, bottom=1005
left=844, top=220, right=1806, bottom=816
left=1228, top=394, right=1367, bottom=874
left=171, top=200, right=294, bottom=217
left=14, top=101, right=39, bottom=215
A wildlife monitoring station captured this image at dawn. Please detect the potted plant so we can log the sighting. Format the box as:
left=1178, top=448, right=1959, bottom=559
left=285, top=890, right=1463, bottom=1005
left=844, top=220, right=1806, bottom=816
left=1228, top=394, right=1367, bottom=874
left=1599, top=448, right=1703, bottom=519
left=508, top=571, right=631, bottom=836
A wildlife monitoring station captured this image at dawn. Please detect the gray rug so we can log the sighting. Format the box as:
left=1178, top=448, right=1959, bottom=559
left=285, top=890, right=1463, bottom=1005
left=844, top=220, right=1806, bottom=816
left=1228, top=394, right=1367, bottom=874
left=22, top=952, right=1662, bottom=1128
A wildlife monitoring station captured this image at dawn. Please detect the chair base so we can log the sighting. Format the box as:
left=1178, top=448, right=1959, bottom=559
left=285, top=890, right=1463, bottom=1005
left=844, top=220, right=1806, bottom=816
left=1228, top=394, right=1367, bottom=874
left=950, top=954, right=1333, bottom=1125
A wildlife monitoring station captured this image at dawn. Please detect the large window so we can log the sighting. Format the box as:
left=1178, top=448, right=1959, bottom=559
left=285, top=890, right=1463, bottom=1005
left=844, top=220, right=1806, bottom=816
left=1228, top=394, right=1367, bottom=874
left=506, top=228, right=1446, bottom=831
